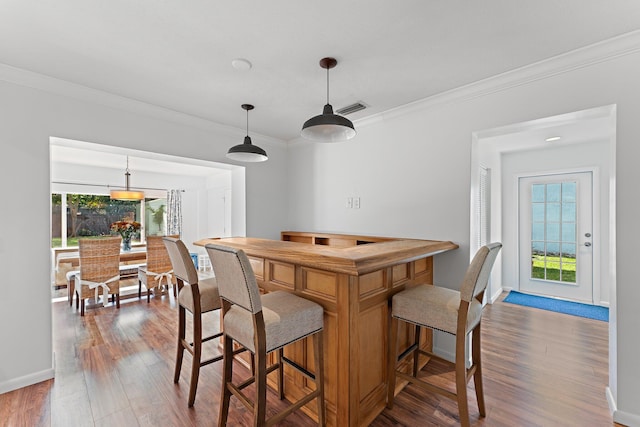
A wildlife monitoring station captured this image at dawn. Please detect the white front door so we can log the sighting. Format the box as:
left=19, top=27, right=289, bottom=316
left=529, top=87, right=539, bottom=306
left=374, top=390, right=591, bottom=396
left=518, top=172, right=593, bottom=303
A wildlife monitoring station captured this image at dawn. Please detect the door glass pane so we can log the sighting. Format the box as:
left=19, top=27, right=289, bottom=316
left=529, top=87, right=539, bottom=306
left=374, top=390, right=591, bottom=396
left=547, top=183, right=561, bottom=202
left=562, top=202, right=576, bottom=222
left=532, top=223, right=544, bottom=240
left=546, top=223, right=560, bottom=241
left=546, top=203, right=560, bottom=222
left=532, top=184, right=545, bottom=202
left=562, top=182, right=576, bottom=201
left=530, top=181, right=577, bottom=284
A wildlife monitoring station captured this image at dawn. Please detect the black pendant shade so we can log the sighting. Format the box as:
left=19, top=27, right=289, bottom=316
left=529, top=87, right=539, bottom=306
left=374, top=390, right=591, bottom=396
left=226, top=104, right=268, bottom=162
left=301, top=57, right=356, bottom=142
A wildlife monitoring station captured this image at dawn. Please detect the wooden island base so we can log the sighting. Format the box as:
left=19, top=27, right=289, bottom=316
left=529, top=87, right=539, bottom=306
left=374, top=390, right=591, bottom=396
left=195, top=231, right=458, bottom=427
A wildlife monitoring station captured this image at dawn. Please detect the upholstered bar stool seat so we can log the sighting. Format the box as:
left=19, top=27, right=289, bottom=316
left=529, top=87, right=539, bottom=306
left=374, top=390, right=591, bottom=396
left=224, top=290, right=323, bottom=354
left=177, top=277, right=220, bottom=314
left=392, top=285, right=483, bottom=335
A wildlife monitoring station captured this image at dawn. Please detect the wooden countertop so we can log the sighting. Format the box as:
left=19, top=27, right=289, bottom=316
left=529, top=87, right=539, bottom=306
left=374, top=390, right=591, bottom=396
left=194, top=236, right=458, bottom=276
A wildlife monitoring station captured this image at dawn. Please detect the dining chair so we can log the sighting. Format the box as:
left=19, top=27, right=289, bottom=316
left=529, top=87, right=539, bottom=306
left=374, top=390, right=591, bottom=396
left=163, top=237, right=224, bottom=407
left=138, top=235, right=178, bottom=302
left=73, top=237, right=121, bottom=316
left=205, top=243, right=326, bottom=427
left=386, top=242, right=502, bottom=427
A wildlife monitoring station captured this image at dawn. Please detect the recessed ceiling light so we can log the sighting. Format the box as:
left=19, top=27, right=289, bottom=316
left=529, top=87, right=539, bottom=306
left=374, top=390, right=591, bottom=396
left=231, top=58, right=252, bottom=71
left=545, top=136, right=561, bottom=142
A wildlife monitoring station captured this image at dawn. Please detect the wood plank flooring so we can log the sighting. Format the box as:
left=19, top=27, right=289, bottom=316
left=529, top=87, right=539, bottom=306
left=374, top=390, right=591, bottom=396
left=0, top=284, right=620, bottom=426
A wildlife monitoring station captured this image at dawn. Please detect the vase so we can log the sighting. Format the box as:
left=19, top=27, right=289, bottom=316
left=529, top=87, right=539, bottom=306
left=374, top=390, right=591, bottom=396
left=122, top=236, right=132, bottom=252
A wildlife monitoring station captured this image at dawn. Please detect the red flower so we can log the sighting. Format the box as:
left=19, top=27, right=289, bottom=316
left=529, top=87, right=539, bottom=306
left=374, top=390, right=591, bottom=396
left=111, top=220, right=141, bottom=239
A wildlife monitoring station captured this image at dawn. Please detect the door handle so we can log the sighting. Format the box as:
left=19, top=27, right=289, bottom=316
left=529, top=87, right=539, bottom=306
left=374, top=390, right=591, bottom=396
left=584, top=242, right=592, bottom=247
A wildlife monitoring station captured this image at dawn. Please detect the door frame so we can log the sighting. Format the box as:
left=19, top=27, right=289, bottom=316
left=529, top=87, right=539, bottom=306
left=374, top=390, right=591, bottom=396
left=515, top=167, right=601, bottom=304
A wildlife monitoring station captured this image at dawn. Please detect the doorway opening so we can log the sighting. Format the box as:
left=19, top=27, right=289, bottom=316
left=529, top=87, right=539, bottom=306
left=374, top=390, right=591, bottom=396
left=49, top=137, right=247, bottom=303
left=470, top=104, right=615, bottom=308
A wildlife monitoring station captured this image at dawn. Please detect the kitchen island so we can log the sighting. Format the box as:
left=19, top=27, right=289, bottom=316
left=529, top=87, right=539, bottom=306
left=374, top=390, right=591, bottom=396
left=195, top=231, right=458, bottom=426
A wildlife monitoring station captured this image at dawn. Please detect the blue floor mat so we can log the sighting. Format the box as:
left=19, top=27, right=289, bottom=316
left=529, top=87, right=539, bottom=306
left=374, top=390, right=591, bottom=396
left=503, top=291, right=608, bottom=322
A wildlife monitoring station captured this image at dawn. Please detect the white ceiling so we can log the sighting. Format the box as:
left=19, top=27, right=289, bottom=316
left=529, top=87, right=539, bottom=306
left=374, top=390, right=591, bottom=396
left=3, top=1, right=640, bottom=142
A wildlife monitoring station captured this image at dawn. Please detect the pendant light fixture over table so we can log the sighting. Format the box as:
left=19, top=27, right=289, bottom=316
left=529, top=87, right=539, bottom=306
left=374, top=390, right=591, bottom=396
left=110, top=156, right=144, bottom=200
left=301, top=57, right=356, bottom=142
left=226, top=104, right=268, bottom=162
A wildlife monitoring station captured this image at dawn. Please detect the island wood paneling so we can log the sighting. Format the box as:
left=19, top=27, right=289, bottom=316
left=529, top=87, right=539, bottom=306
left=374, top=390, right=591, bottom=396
left=195, top=232, right=458, bottom=427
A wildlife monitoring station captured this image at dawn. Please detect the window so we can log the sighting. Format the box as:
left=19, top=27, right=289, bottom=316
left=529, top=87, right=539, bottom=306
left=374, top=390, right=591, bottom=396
left=145, top=198, right=167, bottom=236
left=51, top=193, right=166, bottom=248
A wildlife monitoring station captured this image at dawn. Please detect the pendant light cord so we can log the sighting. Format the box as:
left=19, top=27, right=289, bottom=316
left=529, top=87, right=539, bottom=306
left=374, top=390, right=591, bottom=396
left=326, top=66, right=330, bottom=105
left=246, top=108, right=249, bottom=136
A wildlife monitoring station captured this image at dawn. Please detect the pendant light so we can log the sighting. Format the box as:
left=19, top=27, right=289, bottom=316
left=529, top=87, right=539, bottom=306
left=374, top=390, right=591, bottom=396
left=110, top=156, right=145, bottom=200
left=301, top=57, right=356, bottom=142
left=226, top=104, right=268, bottom=162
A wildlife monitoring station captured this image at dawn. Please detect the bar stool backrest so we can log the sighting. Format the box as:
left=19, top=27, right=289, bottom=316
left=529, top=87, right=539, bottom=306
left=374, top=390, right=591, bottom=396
left=206, top=243, right=262, bottom=314
left=459, top=242, right=502, bottom=303
left=163, top=237, right=198, bottom=285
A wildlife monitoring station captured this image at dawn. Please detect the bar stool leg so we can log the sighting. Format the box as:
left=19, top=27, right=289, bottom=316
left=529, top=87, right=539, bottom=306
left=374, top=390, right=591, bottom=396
left=455, top=331, right=470, bottom=427
left=174, top=306, right=186, bottom=383
left=313, top=330, right=325, bottom=426
left=218, top=334, right=234, bottom=427
left=386, top=314, right=399, bottom=409
left=277, top=348, right=284, bottom=400
left=472, top=324, right=486, bottom=416
left=412, top=325, right=421, bottom=377
left=253, top=347, right=268, bottom=427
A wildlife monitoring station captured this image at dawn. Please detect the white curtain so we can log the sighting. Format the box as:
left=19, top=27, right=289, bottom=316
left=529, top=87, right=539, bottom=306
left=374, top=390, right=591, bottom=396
left=167, top=189, right=182, bottom=236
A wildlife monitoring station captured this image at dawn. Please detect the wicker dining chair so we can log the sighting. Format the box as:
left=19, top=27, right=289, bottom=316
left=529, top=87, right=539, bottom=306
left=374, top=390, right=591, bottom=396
left=73, top=237, right=121, bottom=316
left=138, top=235, right=178, bottom=302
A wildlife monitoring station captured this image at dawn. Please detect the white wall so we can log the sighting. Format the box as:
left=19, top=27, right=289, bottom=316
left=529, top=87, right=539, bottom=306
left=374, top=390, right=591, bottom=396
left=287, top=43, right=640, bottom=423
left=0, top=76, right=288, bottom=395
left=500, top=140, right=611, bottom=304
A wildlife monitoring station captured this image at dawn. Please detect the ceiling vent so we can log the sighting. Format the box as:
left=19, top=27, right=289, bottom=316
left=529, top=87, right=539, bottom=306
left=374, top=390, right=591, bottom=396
left=336, top=102, right=367, bottom=116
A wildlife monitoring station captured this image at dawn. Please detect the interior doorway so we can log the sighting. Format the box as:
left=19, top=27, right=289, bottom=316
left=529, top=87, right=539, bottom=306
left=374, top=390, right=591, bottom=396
left=470, top=104, right=615, bottom=308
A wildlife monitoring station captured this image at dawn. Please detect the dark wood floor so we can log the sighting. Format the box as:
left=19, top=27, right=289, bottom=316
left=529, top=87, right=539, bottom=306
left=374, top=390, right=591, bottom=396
left=0, top=283, right=619, bottom=426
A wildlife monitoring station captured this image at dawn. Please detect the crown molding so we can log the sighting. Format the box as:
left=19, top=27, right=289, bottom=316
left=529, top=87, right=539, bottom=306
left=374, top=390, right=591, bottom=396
left=353, top=30, right=640, bottom=129
left=0, top=62, right=286, bottom=147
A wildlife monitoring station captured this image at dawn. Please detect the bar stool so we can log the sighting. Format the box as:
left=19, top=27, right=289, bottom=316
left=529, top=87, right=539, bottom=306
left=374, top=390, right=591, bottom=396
left=205, top=243, right=326, bottom=427
left=387, top=243, right=501, bottom=427
left=163, top=237, right=223, bottom=407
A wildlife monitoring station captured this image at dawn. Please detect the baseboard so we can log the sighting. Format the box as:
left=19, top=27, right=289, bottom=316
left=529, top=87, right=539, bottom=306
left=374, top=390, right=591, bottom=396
left=432, top=343, right=455, bottom=363
left=489, top=286, right=508, bottom=303
left=606, top=386, right=640, bottom=426
left=0, top=366, right=55, bottom=395
left=614, top=410, right=640, bottom=427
